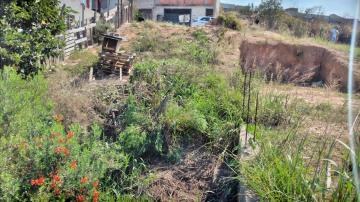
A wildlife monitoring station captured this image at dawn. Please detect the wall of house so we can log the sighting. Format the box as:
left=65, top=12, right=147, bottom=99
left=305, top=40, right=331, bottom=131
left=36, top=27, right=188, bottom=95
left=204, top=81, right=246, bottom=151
left=134, top=0, right=155, bottom=9
left=135, top=0, right=219, bottom=21
left=60, top=0, right=97, bottom=24
left=156, top=0, right=215, bottom=6
left=152, top=6, right=213, bottom=21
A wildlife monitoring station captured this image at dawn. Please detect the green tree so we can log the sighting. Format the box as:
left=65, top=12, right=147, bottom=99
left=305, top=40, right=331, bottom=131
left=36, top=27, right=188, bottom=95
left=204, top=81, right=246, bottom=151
left=257, top=0, right=283, bottom=29
left=0, top=0, right=67, bottom=76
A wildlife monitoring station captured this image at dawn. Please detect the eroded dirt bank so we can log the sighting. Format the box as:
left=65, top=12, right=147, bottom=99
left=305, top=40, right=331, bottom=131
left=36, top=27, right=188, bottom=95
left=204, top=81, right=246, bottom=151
left=240, top=38, right=360, bottom=91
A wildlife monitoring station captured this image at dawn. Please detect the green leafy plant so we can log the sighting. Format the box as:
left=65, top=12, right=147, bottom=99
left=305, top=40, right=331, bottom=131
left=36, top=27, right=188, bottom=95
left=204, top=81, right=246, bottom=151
left=257, top=0, right=283, bottom=29
left=0, top=0, right=68, bottom=76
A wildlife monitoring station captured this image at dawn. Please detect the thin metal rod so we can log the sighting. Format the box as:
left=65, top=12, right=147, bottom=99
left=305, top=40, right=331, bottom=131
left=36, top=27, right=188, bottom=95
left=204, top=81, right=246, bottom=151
left=254, top=92, right=259, bottom=142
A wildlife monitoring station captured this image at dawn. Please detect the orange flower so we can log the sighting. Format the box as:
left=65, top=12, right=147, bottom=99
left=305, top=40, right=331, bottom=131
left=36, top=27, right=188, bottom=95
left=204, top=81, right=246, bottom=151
left=80, top=176, right=88, bottom=184
left=70, top=160, right=77, bottom=170
left=67, top=131, right=74, bottom=139
left=58, top=138, right=66, bottom=143
left=54, top=147, right=62, bottom=154
left=31, top=177, right=46, bottom=186
left=54, top=146, right=70, bottom=156
left=92, top=180, right=99, bottom=188
left=92, top=189, right=100, bottom=202
left=63, top=147, right=70, bottom=156
left=76, top=194, right=85, bottom=201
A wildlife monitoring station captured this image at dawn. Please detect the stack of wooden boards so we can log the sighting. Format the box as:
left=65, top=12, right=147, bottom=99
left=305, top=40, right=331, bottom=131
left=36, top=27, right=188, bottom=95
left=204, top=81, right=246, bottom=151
left=99, top=52, right=136, bottom=76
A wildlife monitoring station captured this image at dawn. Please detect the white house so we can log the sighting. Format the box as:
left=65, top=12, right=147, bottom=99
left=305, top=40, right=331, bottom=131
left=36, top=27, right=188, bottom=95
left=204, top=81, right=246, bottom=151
left=134, top=0, right=219, bottom=25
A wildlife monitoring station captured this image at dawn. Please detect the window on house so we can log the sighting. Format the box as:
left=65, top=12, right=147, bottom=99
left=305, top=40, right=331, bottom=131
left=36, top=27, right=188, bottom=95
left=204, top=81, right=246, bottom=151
left=206, top=9, right=213, bottom=16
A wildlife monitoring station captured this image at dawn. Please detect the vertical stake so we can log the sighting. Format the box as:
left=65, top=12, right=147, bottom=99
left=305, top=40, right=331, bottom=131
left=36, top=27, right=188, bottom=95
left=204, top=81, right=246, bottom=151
left=245, top=71, right=252, bottom=146
left=242, top=70, right=248, bottom=117
left=119, top=67, right=122, bottom=81
left=89, top=67, right=93, bottom=81
left=254, top=92, right=259, bottom=142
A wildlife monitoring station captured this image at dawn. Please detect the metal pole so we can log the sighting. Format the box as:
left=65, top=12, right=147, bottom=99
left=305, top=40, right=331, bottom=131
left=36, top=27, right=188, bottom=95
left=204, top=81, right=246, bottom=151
left=120, top=0, right=123, bottom=25
left=81, top=3, right=85, bottom=26
left=107, top=0, right=110, bottom=17
left=116, top=0, right=120, bottom=28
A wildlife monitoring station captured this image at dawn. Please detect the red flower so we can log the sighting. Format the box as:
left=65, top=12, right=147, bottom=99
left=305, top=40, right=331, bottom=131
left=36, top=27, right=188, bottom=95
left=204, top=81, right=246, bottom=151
left=76, top=194, right=85, bottom=201
left=80, top=176, right=88, bottom=184
left=70, top=160, right=77, bottom=170
left=31, top=177, right=46, bottom=186
left=92, top=180, right=99, bottom=188
left=67, top=131, right=74, bottom=139
left=51, top=182, right=56, bottom=189
left=53, top=175, right=61, bottom=182
left=92, top=189, right=100, bottom=202
left=54, top=188, right=60, bottom=196
left=52, top=175, right=62, bottom=185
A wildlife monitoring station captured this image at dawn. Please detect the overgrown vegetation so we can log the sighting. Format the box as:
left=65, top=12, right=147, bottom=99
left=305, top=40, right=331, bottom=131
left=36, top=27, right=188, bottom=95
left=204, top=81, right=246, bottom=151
left=0, top=67, right=149, bottom=201
left=94, top=20, right=113, bottom=43
left=241, top=125, right=358, bottom=201
left=257, top=0, right=283, bottom=29
left=1, top=15, right=360, bottom=201
left=215, top=12, right=242, bottom=31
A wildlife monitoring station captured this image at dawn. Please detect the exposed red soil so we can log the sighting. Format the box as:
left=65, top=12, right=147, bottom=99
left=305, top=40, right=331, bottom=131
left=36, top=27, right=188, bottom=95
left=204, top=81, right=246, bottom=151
left=240, top=37, right=360, bottom=91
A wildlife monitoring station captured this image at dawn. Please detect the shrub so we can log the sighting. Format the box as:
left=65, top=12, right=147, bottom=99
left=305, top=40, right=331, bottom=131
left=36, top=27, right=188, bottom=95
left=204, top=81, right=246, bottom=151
left=134, top=10, right=145, bottom=22
left=0, top=67, right=52, bottom=138
left=119, top=125, right=147, bottom=157
left=215, top=12, right=242, bottom=31
left=0, top=68, right=147, bottom=200
left=133, top=31, right=163, bottom=52
left=276, top=14, right=310, bottom=38
left=338, top=23, right=353, bottom=44
left=94, top=20, right=113, bottom=43
left=0, top=0, right=68, bottom=76
left=257, top=0, right=283, bottom=29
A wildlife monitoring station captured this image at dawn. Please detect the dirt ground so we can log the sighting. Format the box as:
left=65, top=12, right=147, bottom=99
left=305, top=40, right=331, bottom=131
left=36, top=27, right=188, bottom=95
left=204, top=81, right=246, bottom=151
left=47, top=22, right=360, bottom=201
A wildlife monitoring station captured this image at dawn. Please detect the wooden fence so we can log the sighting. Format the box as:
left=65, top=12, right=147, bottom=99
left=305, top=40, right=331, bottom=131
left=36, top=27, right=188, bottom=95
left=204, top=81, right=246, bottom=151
left=44, top=23, right=97, bottom=69
left=64, top=23, right=96, bottom=57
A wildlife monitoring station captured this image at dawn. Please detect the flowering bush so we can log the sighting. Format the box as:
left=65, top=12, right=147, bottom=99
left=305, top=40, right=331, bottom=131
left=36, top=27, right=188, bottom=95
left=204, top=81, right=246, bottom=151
left=1, top=121, right=131, bottom=201
left=0, top=68, right=147, bottom=200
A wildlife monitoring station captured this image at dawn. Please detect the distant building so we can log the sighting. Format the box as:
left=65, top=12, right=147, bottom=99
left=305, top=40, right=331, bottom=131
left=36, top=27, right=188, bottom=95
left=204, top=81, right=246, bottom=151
left=134, top=0, right=220, bottom=25
left=60, top=0, right=133, bottom=28
left=98, top=0, right=133, bottom=24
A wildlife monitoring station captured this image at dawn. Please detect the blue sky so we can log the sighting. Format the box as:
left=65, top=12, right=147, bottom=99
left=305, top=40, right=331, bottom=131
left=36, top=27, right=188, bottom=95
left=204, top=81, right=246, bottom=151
left=221, top=0, right=358, bottom=18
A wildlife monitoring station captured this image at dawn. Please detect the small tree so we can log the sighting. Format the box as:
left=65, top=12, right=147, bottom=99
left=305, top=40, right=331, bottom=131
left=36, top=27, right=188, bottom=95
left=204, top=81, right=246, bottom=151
left=0, top=0, right=67, bottom=76
left=257, top=0, right=283, bottom=29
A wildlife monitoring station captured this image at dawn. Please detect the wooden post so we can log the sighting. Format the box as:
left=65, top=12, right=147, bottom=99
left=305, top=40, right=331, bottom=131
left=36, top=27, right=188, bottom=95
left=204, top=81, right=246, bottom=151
left=89, top=67, right=94, bottom=81
left=81, top=3, right=85, bottom=27
left=119, top=68, right=122, bottom=81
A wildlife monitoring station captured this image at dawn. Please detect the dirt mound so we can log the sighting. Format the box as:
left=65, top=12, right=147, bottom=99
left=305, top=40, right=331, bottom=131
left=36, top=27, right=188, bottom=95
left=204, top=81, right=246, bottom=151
left=240, top=38, right=360, bottom=91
